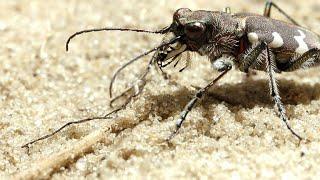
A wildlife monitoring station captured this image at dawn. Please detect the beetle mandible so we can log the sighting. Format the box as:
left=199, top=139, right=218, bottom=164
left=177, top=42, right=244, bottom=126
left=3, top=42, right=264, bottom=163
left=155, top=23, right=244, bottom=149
left=22, top=1, right=320, bottom=148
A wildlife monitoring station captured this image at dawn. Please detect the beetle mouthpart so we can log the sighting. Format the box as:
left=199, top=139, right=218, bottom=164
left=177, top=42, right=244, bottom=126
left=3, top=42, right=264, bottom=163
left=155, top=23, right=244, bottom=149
left=165, top=44, right=187, bottom=61
left=157, top=43, right=187, bottom=68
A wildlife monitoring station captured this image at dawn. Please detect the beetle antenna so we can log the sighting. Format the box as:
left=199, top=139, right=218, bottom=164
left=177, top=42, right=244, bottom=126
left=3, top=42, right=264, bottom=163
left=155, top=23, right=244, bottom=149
left=66, top=26, right=171, bottom=51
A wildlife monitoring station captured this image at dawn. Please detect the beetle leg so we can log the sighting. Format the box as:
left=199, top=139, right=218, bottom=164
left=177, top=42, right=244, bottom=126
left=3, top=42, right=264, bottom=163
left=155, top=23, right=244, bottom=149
left=110, top=56, right=153, bottom=108
left=212, top=58, right=233, bottom=72
left=237, top=41, right=302, bottom=141
left=264, top=0, right=300, bottom=26
left=277, top=48, right=320, bottom=71
left=167, top=67, right=231, bottom=141
left=238, top=42, right=268, bottom=73
left=265, top=46, right=303, bottom=141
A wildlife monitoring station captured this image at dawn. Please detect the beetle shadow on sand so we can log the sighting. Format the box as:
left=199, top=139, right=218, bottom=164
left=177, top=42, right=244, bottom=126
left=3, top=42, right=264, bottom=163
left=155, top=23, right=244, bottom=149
left=147, top=78, right=320, bottom=120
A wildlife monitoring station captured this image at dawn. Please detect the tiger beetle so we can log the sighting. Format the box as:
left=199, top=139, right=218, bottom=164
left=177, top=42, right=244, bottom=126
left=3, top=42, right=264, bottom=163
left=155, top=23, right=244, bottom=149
left=22, top=1, right=320, bottom=148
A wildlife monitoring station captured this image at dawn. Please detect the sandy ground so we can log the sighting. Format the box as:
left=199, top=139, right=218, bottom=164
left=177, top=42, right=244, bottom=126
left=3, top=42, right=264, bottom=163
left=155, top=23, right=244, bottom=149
left=1, top=0, right=320, bottom=179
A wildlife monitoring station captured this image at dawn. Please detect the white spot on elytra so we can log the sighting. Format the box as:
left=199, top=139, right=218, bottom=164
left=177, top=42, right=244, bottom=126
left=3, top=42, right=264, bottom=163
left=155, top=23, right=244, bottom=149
left=269, top=32, right=283, bottom=48
left=294, top=30, right=309, bottom=54
left=248, top=32, right=259, bottom=44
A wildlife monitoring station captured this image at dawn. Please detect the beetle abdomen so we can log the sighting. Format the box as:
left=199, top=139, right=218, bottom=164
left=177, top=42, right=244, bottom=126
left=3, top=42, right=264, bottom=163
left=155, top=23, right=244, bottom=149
left=237, top=14, right=320, bottom=63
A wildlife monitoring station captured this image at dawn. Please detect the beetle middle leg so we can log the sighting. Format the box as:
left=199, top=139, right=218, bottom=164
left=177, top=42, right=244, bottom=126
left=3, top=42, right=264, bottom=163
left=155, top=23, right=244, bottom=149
left=237, top=42, right=268, bottom=79
left=167, top=67, right=231, bottom=141
left=264, top=0, right=300, bottom=26
left=265, top=46, right=302, bottom=141
left=239, top=42, right=302, bottom=141
left=212, top=57, right=233, bottom=72
left=239, top=42, right=268, bottom=73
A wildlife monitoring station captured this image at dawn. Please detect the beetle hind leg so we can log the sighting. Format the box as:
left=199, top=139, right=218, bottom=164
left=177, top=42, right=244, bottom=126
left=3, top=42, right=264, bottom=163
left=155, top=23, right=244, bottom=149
left=277, top=48, right=320, bottom=71
left=264, top=0, right=300, bottom=26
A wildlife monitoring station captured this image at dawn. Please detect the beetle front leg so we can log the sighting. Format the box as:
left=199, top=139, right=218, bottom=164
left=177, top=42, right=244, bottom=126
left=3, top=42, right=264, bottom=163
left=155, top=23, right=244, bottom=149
left=264, top=0, right=300, bottom=26
left=110, top=57, right=153, bottom=107
left=167, top=68, right=231, bottom=141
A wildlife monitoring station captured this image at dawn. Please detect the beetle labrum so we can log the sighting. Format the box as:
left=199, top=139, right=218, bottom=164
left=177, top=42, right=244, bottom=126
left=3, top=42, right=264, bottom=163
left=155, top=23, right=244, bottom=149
left=22, top=1, right=320, bottom=148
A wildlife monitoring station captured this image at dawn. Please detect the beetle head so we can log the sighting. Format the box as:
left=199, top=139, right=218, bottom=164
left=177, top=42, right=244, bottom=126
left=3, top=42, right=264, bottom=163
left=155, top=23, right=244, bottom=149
left=156, top=8, right=239, bottom=68
left=171, top=8, right=214, bottom=51
left=156, top=8, right=218, bottom=68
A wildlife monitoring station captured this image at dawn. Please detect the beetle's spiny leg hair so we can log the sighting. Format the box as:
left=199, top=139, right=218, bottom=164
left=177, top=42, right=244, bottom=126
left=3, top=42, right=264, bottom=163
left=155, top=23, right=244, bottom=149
left=109, top=36, right=182, bottom=98
left=264, top=0, right=300, bottom=26
left=277, top=48, right=320, bottom=71
left=167, top=67, right=231, bottom=141
left=239, top=42, right=267, bottom=73
left=232, top=41, right=302, bottom=141
left=265, top=45, right=303, bottom=141
left=66, top=26, right=170, bottom=51
left=21, top=101, right=129, bottom=149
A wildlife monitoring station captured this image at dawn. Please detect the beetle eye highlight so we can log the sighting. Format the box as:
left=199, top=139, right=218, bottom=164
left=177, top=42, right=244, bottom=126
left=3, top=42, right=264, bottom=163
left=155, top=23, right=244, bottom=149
left=184, top=22, right=206, bottom=39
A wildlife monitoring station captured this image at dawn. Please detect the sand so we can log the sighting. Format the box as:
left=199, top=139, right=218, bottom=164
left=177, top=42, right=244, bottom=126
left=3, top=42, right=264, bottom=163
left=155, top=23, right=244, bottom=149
left=1, top=0, right=320, bottom=179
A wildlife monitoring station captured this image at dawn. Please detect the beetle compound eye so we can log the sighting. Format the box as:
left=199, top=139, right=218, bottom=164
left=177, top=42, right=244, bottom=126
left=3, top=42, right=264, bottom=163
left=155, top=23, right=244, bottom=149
left=173, top=8, right=191, bottom=21
left=184, top=22, right=206, bottom=39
